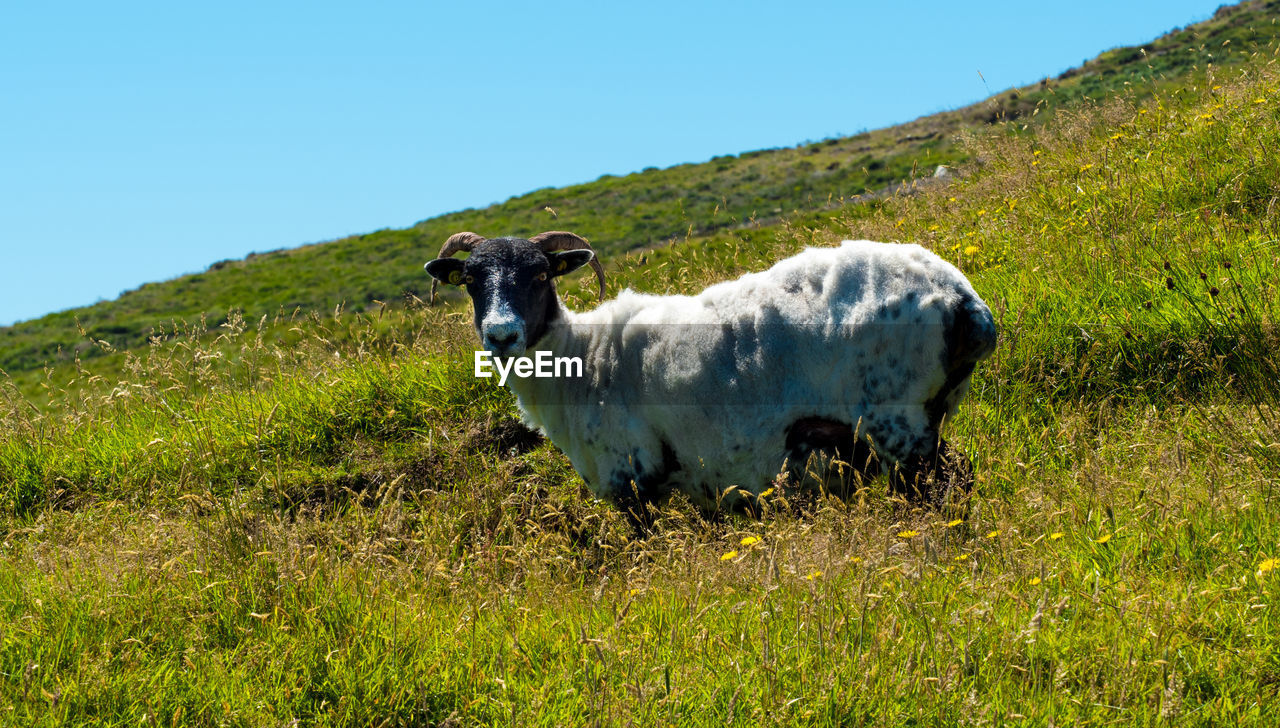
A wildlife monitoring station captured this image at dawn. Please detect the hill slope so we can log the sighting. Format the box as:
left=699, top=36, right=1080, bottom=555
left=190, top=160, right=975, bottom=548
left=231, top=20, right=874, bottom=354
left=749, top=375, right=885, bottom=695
left=3, top=0, right=1279, bottom=378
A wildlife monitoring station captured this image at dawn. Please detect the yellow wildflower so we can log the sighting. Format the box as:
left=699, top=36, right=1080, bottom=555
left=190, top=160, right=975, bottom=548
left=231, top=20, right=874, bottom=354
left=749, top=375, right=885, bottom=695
left=1029, top=577, right=1042, bottom=586
left=1049, top=532, right=1064, bottom=541
left=947, top=519, right=964, bottom=528
left=986, top=530, right=999, bottom=539
left=897, top=530, right=919, bottom=539
left=805, top=570, right=822, bottom=581
left=740, top=536, right=761, bottom=547
left=1095, top=534, right=1112, bottom=544
left=720, top=550, right=738, bottom=562
left=1258, top=558, right=1278, bottom=577
left=964, top=245, right=981, bottom=256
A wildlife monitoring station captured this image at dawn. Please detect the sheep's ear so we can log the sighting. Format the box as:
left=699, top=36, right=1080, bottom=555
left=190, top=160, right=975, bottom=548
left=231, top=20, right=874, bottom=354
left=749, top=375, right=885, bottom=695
left=425, top=258, right=466, bottom=285
left=547, top=250, right=594, bottom=278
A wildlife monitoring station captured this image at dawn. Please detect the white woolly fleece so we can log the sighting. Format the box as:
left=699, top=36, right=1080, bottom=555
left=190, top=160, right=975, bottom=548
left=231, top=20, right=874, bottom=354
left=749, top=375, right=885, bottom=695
left=506, top=240, right=994, bottom=509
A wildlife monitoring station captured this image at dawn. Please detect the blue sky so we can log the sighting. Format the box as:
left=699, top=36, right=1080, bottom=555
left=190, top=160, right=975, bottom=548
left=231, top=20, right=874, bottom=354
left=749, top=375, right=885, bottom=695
left=1, top=1, right=1221, bottom=326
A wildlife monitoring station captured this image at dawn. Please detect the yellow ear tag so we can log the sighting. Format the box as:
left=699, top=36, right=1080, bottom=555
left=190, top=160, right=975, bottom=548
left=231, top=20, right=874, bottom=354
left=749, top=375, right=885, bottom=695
left=448, top=270, right=463, bottom=285
left=557, top=260, right=567, bottom=272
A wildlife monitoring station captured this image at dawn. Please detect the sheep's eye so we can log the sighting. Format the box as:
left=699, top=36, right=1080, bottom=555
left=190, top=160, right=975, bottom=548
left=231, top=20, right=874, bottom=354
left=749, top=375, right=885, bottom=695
left=536, top=272, right=548, bottom=282
left=464, top=275, right=474, bottom=284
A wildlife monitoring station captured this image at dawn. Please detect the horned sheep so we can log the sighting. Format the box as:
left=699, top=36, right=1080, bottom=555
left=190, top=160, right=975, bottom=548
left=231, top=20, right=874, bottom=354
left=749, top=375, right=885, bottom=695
left=425, top=231, right=996, bottom=517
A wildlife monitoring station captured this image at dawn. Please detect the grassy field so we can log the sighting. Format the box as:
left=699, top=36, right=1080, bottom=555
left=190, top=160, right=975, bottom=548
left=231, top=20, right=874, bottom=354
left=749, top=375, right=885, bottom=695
left=5, top=8, right=1280, bottom=728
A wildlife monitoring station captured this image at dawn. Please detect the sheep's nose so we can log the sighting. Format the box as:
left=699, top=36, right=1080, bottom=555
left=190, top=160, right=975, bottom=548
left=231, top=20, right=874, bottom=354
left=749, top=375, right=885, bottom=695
left=486, top=331, right=518, bottom=349
left=482, top=318, right=524, bottom=356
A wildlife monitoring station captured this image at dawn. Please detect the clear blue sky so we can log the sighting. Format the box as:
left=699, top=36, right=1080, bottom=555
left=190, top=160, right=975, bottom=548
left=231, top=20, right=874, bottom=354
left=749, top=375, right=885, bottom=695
left=2, top=1, right=1221, bottom=326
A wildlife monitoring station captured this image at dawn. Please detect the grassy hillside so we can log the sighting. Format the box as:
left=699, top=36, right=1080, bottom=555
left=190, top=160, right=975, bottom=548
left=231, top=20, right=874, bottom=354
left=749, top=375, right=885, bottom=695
left=3, top=19, right=1280, bottom=724
left=4, top=0, right=1280, bottom=384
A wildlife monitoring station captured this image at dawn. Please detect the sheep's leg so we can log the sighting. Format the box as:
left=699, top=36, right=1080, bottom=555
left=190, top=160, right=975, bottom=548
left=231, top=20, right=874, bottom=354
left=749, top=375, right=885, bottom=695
left=607, top=438, right=680, bottom=529
left=784, top=417, right=880, bottom=493
left=889, top=439, right=973, bottom=507
left=937, top=440, right=974, bottom=497
left=785, top=419, right=973, bottom=508
left=614, top=486, right=656, bottom=532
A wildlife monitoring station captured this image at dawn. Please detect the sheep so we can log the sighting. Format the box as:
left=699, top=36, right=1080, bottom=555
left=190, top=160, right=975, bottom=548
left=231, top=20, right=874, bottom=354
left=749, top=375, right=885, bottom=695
left=425, top=231, right=997, bottom=518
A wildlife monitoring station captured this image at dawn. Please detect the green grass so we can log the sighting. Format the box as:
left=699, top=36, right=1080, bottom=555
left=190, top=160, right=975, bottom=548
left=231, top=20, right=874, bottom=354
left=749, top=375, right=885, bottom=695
left=4, top=5, right=1280, bottom=726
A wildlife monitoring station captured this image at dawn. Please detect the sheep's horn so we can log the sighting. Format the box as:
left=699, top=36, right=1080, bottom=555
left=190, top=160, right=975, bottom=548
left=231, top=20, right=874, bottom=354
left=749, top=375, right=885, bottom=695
left=430, top=232, right=487, bottom=305
left=530, top=230, right=606, bottom=299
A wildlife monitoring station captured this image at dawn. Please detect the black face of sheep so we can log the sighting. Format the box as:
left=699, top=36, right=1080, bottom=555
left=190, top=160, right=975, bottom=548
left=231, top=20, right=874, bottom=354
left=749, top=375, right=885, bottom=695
left=424, top=232, right=605, bottom=357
